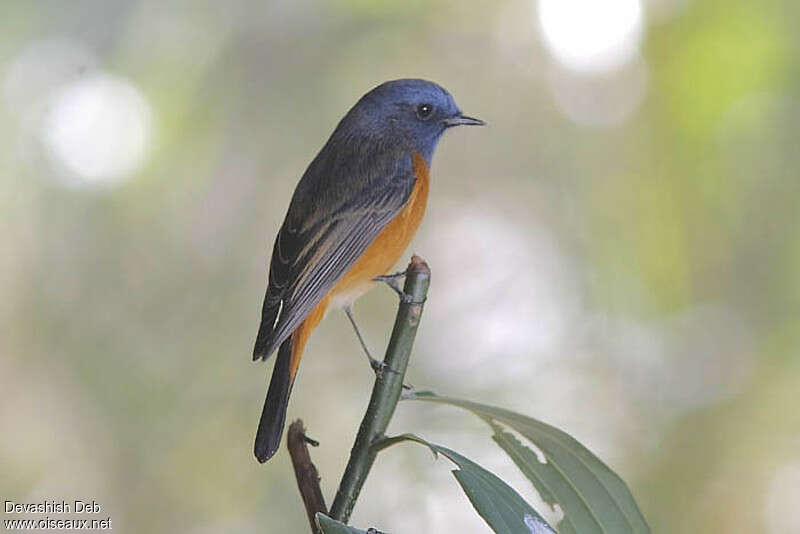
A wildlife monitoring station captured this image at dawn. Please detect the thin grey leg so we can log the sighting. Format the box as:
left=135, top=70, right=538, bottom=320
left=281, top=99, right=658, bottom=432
left=344, top=305, right=383, bottom=374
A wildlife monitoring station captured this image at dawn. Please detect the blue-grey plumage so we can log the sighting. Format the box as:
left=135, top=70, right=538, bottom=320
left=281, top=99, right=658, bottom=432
left=253, top=79, right=483, bottom=463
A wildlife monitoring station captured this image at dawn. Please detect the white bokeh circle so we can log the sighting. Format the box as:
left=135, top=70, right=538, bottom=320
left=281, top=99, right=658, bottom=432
left=43, top=74, right=153, bottom=186
left=537, top=0, right=644, bottom=72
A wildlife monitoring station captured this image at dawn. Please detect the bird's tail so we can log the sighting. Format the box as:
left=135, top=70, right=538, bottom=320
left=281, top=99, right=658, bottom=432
left=254, top=338, right=294, bottom=463
left=254, top=298, right=325, bottom=463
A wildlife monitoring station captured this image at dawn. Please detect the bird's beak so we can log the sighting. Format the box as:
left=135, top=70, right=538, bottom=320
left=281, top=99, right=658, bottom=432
left=443, top=114, right=485, bottom=127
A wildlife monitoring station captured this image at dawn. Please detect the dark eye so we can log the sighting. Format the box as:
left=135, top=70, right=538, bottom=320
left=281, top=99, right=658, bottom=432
left=416, top=103, right=434, bottom=120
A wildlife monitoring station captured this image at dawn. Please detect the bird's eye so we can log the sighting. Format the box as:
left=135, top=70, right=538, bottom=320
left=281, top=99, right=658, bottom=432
left=416, top=103, right=434, bottom=120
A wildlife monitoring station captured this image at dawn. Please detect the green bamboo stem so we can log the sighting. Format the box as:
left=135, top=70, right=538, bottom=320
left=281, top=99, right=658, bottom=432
left=329, top=256, right=431, bottom=523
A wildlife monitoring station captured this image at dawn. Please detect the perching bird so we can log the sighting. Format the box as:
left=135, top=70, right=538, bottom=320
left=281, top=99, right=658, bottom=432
left=252, top=79, right=483, bottom=463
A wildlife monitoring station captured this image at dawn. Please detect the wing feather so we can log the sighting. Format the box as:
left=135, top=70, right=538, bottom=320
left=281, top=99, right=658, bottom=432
left=253, top=148, right=415, bottom=360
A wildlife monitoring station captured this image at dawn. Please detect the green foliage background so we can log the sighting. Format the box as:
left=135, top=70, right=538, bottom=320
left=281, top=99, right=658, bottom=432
left=1, top=1, right=798, bottom=532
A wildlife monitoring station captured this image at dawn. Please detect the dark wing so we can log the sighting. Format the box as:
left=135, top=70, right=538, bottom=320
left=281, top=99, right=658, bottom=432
left=253, top=149, right=415, bottom=360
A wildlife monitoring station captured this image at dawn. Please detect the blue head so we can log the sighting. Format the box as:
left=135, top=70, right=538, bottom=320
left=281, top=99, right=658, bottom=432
left=338, top=79, right=484, bottom=163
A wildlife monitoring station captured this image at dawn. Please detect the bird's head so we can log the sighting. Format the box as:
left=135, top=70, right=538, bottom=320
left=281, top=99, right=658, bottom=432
left=342, top=79, right=484, bottom=161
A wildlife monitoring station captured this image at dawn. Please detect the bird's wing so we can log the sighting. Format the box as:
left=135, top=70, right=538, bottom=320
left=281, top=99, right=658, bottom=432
left=253, top=151, right=415, bottom=360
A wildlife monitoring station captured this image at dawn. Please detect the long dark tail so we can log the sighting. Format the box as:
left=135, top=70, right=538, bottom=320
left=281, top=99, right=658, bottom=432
left=254, top=338, right=294, bottom=463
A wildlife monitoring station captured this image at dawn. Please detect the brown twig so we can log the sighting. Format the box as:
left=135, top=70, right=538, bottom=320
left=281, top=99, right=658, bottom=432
left=287, top=419, right=327, bottom=533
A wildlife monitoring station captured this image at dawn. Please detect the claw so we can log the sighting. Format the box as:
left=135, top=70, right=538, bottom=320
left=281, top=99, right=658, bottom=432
left=374, top=271, right=423, bottom=303
left=373, top=270, right=407, bottom=282
left=374, top=272, right=426, bottom=304
left=373, top=273, right=405, bottom=298
left=370, top=357, right=386, bottom=379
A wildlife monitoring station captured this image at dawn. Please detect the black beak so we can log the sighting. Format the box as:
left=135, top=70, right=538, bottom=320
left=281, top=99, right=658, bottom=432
left=443, top=114, right=485, bottom=127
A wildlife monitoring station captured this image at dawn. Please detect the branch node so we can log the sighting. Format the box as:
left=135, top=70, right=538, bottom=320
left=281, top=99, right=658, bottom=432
left=303, top=434, right=320, bottom=447
left=287, top=419, right=328, bottom=533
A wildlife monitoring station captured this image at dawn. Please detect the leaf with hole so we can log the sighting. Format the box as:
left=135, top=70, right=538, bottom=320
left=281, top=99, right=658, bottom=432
left=405, top=391, right=651, bottom=534
left=374, top=433, right=556, bottom=534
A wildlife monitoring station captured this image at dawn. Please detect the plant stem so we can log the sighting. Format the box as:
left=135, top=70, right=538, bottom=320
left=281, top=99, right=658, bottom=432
left=329, top=256, right=431, bottom=523
left=286, top=419, right=327, bottom=533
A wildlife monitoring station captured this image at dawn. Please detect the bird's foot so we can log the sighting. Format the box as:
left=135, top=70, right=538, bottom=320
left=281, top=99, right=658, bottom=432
left=370, top=356, right=386, bottom=379
left=374, top=271, right=415, bottom=303
left=370, top=358, right=405, bottom=381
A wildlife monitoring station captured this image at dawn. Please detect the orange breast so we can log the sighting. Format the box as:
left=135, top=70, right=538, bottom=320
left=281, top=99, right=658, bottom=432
left=288, top=153, right=430, bottom=376
left=329, top=152, right=430, bottom=304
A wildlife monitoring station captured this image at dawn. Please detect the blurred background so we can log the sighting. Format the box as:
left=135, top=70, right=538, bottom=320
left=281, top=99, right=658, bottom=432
left=1, top=0, right=798, bottom=532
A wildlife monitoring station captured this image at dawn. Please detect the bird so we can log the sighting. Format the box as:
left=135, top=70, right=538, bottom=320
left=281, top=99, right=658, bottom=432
left=252, top=79, right=484, bottom=463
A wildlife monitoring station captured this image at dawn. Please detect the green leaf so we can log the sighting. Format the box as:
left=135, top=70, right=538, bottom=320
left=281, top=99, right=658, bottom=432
left=374, top=434, right=556, bottom=534
left=489, top=424, right=584, bottom=534
left=315, top=513, right=369, bottom=534
left=405, top=391, right=651, bottom=534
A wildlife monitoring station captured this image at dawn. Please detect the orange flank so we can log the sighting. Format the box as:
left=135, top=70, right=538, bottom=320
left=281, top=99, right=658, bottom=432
left=288, top=153, right=431, bottom=378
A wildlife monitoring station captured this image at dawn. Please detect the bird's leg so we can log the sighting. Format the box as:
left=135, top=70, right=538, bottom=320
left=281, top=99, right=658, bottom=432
left=343, top=305, right=412, bottom=388
left=344, top=305, right=386, bottom=377
left=373, top=270, right=414, bottom=303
